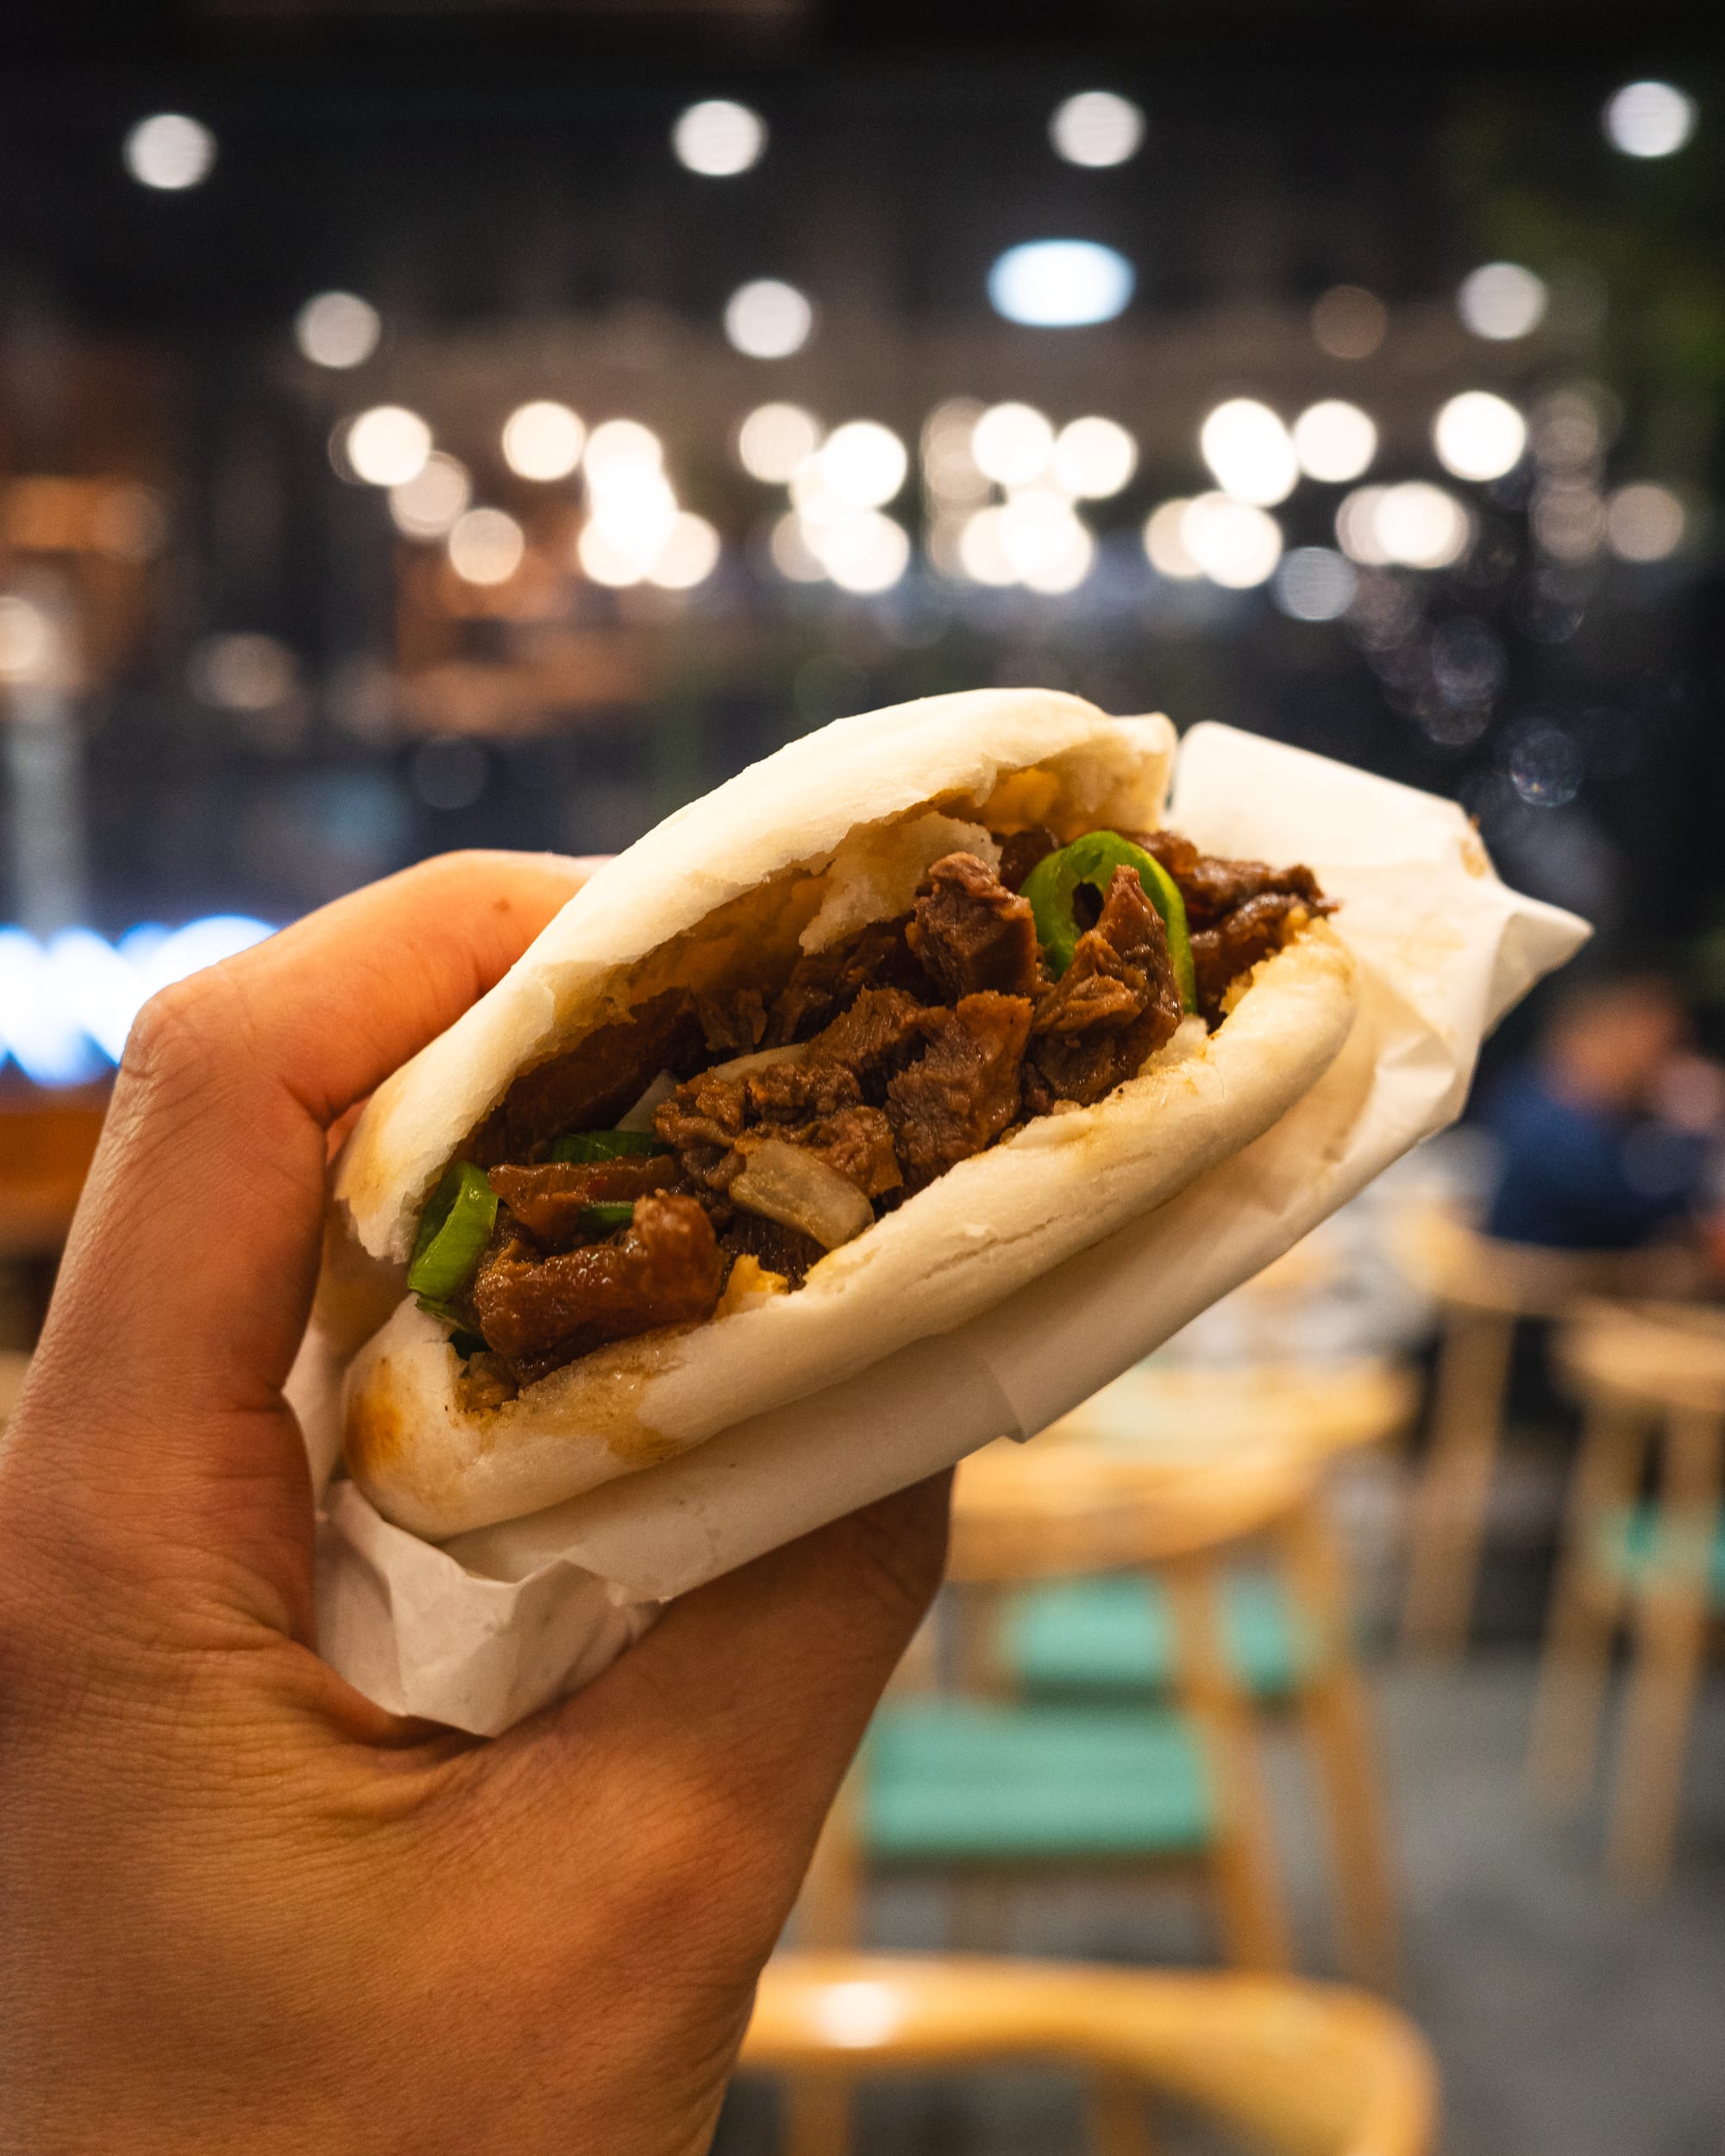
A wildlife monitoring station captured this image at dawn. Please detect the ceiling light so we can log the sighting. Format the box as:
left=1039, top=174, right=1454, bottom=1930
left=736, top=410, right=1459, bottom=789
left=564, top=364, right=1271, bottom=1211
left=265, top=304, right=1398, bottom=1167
left=649, top=513, right=722, bottom=590
left=724, top=279, right=814, bottom=359
left=1456, top=263, right=1547, bottom=342
left=345, top=406, right=432, bottom=488
left=737, top=403, right=820, bottom=482
left=1603, top=80, right=1697, bottom=159
left=971, top=403, right=1054, bottom=487
left=295, top=291, right=380, bottom=370
left=1291, top=400, right=1376, bottom=484
left=123, top=114, right=216, bottom=191
left=1143, top=500, right=1201, bottom=580
left=1051, top=415, right=1137, bottom=498
left=1048, top=91, right=1145, bottom=168
left=817, top=421, right=907, bottom=509
left=502, top=401, right=585, bottom=482
left=447, top=508, right=525, bottom=586
left=1180, top=493, right=1283, bottom=588
left=389, top=454, right=472, bottom=541
left=1199, top=399, right=1298, bottom=506
left=1433, top=392, right=1527, bottom=482
left=988, top=241, right=1135, bottom=328
left=673, top=100, right=767, bottom=177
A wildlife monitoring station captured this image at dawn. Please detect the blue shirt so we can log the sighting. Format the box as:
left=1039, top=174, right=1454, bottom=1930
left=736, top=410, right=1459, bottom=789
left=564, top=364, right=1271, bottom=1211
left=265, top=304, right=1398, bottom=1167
left=1482, top=1067, right=1707, bottom=1251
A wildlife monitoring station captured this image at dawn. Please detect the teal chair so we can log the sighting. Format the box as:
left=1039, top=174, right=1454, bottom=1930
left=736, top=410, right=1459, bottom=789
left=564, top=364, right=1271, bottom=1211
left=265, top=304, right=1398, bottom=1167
left=1532, top=1301, right=1725, bottom=1887
left=800, top=1434, right=1398, bottom=1988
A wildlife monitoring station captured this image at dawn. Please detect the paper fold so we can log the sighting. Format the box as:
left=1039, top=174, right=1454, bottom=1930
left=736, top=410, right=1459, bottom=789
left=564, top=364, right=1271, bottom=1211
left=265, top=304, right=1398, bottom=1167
left=304, top=724, right=1587, bottom=1736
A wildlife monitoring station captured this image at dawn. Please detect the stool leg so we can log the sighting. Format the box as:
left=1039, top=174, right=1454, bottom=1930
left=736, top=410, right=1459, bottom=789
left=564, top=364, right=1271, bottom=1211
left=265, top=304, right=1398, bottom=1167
left=797, top=1771, right=863, bottom=1949
left=1606, top=1409, right=1722, bottom=1890
left=1527, top=1403, right=1647, bottom=1809
left=781, top=2075, right=851, bottom=2156
left=1401, top=1309, right=1515, bottom=1658
left=1087, top=2078, right=1161, bottom=2156
left=1165, top=1552, right=1293, bottom=1971
left=1278, top=1496, right=1400, bottom=1992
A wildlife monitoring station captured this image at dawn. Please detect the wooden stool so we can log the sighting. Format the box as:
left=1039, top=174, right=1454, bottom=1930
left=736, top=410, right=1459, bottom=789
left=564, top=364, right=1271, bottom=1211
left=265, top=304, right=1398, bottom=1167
left=742, top=1952, right=1438, bottom=2156
left=802, top=1407, right=1401, bottom=1999
left=1527, top=1300, right=1725, bottom=1889
left=1393, top=1201, right=1639, bottom=1658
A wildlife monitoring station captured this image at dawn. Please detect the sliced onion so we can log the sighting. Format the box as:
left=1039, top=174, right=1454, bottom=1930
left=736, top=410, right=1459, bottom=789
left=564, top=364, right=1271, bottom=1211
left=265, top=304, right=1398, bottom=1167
left=616, top=1069, right=678, bottom=1132
left=707, top=1042, right=809, bottom=1082
left=730, top=1138, right=874, bottom=1250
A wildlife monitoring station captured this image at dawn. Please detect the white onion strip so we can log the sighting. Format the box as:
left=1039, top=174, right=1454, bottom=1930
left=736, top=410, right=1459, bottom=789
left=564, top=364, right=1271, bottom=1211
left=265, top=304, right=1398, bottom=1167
left=729, top=1138, right=874, bottom=1250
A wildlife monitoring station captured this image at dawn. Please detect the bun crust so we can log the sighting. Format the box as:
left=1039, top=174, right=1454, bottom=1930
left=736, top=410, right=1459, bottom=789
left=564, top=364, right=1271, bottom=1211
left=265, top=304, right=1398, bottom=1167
left=335, top=690, right=1355, bottom=1539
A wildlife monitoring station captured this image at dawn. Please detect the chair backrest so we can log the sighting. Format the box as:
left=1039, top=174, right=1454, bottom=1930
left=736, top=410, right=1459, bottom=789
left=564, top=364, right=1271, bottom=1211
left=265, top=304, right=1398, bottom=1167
left=742, top=1952, right=1437, bottom=2156
left=949, top=1436, right=1316, bottom=1583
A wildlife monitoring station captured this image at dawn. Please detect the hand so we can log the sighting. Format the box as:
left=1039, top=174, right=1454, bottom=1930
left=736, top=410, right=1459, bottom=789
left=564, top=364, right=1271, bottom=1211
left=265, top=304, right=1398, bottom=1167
left=0, top=852, right=950, bottom=2156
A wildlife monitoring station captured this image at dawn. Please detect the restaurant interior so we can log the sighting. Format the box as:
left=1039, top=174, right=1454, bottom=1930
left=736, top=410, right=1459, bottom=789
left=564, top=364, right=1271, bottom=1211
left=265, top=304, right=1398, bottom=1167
left=3, top=5, right=1723, bottom=2151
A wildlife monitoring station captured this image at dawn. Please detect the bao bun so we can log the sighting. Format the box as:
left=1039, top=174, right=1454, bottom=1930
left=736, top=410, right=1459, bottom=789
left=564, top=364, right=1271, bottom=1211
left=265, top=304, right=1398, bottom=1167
left=331, top=690, right=1356, bottom=1539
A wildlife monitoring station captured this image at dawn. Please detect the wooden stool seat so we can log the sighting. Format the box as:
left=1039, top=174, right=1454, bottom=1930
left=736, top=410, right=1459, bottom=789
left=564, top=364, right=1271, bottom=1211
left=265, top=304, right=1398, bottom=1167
left=742, top=1952, right=1438, bottom=2156
left=864, top=1698, right=1212, bottom=1863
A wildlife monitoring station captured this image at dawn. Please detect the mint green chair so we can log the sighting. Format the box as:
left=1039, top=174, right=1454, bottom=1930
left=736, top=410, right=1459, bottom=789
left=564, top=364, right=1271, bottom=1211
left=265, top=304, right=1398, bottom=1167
left=1000, top=1571, right=1309, bottom=1704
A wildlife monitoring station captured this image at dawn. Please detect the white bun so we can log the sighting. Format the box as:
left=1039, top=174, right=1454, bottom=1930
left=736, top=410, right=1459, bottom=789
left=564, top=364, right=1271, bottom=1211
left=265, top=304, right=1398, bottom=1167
left=332, top=689, right=1356, bottom=1539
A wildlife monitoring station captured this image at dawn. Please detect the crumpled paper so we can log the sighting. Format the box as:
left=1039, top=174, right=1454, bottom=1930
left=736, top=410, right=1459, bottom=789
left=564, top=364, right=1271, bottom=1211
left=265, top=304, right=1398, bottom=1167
left=298, top=722, right=1588, bottom=1734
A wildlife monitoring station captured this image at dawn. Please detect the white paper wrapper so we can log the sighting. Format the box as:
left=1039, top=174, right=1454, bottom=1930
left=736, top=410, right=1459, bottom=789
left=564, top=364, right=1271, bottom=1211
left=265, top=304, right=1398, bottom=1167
left=298, top=723, right=1587, bottom=1735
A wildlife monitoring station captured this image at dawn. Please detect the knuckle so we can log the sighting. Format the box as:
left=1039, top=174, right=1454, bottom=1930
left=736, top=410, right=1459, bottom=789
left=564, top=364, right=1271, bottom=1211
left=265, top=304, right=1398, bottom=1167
left=120, top=971, right=242, bottom=1094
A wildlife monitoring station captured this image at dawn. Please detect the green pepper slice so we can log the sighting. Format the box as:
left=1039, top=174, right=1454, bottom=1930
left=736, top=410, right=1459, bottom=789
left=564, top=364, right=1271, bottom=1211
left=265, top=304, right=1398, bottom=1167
left=1021, top=830, right=1197, bottom=1013
left=406, top=1161, right=499, bottom=1302
left=579, top=1201, right=638, bottom=1233
left=550, top=1129, right=664, bottom=1163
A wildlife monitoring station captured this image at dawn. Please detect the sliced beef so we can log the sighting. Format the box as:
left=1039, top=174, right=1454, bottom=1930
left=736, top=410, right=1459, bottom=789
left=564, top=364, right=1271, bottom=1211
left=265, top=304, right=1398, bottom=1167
left=1142, top=828, right=1325, bottom=931
left=696, top=987, right=767, bottom=1058
left=996, top=826, right=1058, bottom=893
left=806, top=987, right=931, bottom=1098
left=768, top=918, right=932, bottom=1044
left=907, top=852, right=1044, bottom=1000
left=719, top=1211, right=825, bottom=1289
left=655, top=1059, right=873, bottom=1195
left=1190, top=891, right=1310, bottom=1025
left=486, top=1156, right=681, bottom=1250
left=471, top=990, right=704, bottom=1165
left=886, top=992, right=1032, bottom=1191
left=1026, top=864, right=1183, bottom=1110
left=732, top=1106, right=901, bottom=1200
left=745, top=1057, right=868, bottom=1124
left=472, top=1194, right=724, bottom=1379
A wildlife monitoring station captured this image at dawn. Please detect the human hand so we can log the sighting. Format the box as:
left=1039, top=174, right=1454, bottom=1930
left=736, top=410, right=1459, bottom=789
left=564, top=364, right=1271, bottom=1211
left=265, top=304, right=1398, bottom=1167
left=0, top=852, right=950, bottom=2156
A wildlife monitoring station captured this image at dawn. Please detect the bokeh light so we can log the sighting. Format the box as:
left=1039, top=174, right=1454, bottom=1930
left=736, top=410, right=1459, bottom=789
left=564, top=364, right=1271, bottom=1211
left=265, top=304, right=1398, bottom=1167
left=811, top=510, right=910, bottom=593
left=972, top=403, right=1054, bottom=487
left=1143, top=500, right=1201, bottom=580
left=768, top=512, right=825, bottom=583
left=649, top=513, right=722, bottom=590
left=345, top=406, right=432, bottom=487
left=816, top=421, right=908, bottom=509
left=1373, top=481, right=1471, bottom=569
left=1311, top=285, right=1387, bottom=360
left=1051, top=415, right=1137, bottom=498
left=1199, top=399, right=1298, bottom=506
left=389, top=453, right=472, bottom=539
left=1603, top=80, right=1697, bottom=159
left=191, top=632, right=297, bottom=711
left=999, top=490, right=1095, bottom=592
left=295, top=291, right=381, bottom=370
left=1272, top=547, right=1358, bottom=621
left=672, top=100, right=767, bottom=177
left=123, top=113, right=216, bottom=191
left=724, top=279, right=814, bottom=358
left=737, top=403, right=821, bottom=482
left=583, top=419, right=664, bottom=480
left=1334, top=486, right=1391, bottom=567
left=922, top=399, right=989, bottom=505
left=988, top=241, right=1135, bottom=328
left=1606, top=482, right=1686, bottom=562
left=1508, top=723, right=1584, bottom=807
left=1457, top=262, right=1547, bottom=342
left=502, top=400, right=585, bottom=481
left=1291, top=400, right=1376, bottom=484
left=1048, top=91, right=1145, bottom=168
left=0, top=595, right=55, bottom=682
left=1181, top=492, right=1283, bottom=587
left=447, top=507, right=526, bottom=586
left=1433, top=392, right=1527, bottom=482
left=957, top=508, right=1017, bottom=586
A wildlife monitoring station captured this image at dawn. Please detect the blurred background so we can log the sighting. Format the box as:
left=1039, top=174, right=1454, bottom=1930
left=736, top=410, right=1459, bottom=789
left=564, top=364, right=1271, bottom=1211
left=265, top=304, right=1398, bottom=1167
left=3, top=6, right=1724, bottom=2154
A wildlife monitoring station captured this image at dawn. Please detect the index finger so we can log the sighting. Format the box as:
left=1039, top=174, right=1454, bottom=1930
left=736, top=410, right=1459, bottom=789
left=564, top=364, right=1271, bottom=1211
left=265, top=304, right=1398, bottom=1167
left=17, top=852, right=593, bottom=1505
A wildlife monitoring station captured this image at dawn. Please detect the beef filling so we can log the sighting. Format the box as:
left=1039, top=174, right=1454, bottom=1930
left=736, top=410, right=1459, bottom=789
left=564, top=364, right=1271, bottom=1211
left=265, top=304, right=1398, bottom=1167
left=449, top=829, right=1329, bottom=1388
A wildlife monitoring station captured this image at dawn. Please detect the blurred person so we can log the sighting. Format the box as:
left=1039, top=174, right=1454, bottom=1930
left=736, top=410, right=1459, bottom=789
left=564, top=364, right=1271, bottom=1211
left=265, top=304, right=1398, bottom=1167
left=1482, top=974, right=1722, bottom=1251
left=0, top=851, right=949, bottom=2156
